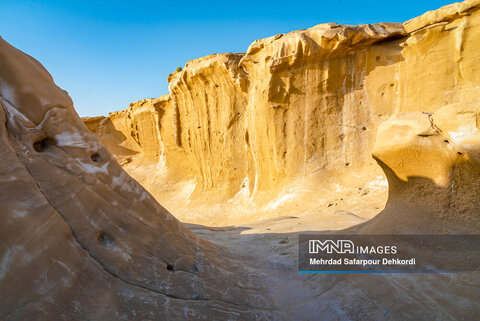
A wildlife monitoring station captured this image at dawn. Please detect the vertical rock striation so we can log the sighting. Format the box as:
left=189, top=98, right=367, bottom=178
left=238, top=23, right=406, bottom=196
left=90, top=23, right=408, bottom=202
left=85, top=0, right=480, bottom=212
left=168, top=53, right=249, bottom=198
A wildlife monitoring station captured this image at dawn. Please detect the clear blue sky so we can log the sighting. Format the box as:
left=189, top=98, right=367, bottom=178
left=0, top=0, right=454, bottom=117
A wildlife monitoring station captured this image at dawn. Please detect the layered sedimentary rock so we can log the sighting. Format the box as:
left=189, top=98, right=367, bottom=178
left=398, top=0, right=480, bottom=112
left=87, top=96, right=194, bottom=175
left=87, top=0, right=480, bottom=208
left=0, top=37, right=275, bottom=320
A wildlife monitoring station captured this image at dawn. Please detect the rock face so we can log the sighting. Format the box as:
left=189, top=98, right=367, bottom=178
left=399, top=0, right=480, bottom=112
left=87, top=0, right=480, bottom=210
left=364, top=102, right=480, bottom=233
left=169, top=53, right=249, bottom=197
left=0, top=37, right=274, bottom=320
left=237, top=23, right=405, bottom=197
left=84, top=96, right=189, bottom=171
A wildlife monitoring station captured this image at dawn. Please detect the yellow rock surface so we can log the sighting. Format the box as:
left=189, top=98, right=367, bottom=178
left=84, top=0, right=480, bottom=226
left=88, top=23, right=405, bottom=218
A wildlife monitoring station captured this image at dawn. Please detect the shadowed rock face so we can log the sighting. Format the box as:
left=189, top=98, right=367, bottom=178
left=363, top=102, right=480, bottom=233
left=0, top=37, right=276, bottom=320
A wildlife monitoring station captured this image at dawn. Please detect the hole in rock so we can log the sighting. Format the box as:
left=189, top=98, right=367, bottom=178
left=90, top=153, right=101, bottom=162
left=166, top=264, right=174, bottom=272
left=33, top=137, right=56, bottom=152
left=97, top=231, right=116, bottom=247
left=444, top=140, right=449, bottom=143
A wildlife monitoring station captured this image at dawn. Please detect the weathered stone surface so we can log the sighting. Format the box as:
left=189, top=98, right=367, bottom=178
left=366, top=101, right=480, bottom=233
left=86, top=0, right=480, bottom=213
left=398, top=0, right=480, bottom=112
left=237, top=23, right=406, bottom=197
left=0, top=36, right=275, bottom=320
left=169, top=53, right=248, bottom=197
left=88, top=23, right=407, bottom=204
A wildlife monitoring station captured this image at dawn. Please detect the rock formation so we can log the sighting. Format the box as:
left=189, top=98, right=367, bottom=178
left=93, top=23, right=407, bottom=204
left=362, top=102, right=480, bottom=233
left=0, top=36, right=275, bottom=320
left=2, top=0, right=480, bottom=320
left=87, top=0, right=480, bottom=220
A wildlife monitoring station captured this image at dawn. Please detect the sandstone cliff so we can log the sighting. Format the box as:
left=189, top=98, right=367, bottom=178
left=86, top=0, right=480, bottom=224
left=96, top=23, right=407, bottom=197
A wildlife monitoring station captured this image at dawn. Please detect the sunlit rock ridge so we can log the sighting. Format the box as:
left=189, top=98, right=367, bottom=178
left=86, top=0, right=480, bottom=222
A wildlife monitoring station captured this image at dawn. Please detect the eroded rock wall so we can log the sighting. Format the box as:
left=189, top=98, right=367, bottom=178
left=238, top=23, right=406, bottom=195
left=397, top=0, right=480, bottom=112
left=169, top=53, right=249, bottom=197
left=85, top=0, right=480, bottom=204
left=88, top=24, right=407, bottom=200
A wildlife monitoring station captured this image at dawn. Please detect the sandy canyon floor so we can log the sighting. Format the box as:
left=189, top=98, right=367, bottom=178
left=123, top=160, right=461, bottom=320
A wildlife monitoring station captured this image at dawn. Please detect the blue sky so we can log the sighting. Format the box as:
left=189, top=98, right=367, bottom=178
left=0, top=0, right=454, bottom=117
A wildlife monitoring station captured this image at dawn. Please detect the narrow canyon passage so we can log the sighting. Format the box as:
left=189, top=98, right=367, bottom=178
left=2, top=0, right=480, bottom=320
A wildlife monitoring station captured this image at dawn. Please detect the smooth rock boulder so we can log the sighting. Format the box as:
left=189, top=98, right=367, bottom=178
left=0, top=36, right=275, bottom=320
